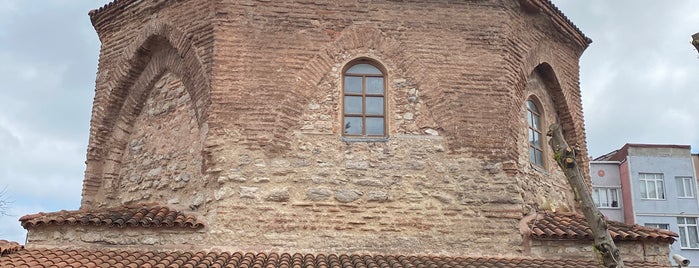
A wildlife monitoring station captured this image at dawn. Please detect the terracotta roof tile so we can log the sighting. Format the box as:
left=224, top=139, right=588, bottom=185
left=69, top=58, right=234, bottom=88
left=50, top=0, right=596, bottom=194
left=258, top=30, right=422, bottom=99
left=0, top=240, right=22, bottom=257
left=529, top=211, right=678, bottom=242
left=0, top=248, right=669, bottom=268
left=19, top=204, right=204, bottom=230
left=88, top=0, right=592, bottom=47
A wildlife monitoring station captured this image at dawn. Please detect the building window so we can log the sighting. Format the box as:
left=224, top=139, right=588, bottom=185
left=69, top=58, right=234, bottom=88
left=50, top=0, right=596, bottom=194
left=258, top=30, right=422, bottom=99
left=639, top=173, right=665, bottom=200
left=526, top=99, right=543, bottom=167
left=678, top=217, right=699, bottom=249
left=592, top=187, right=620, bottom=208
left=343, top=61, right=386, bottom=137
left=676, top=176, right=694, bottom=198
left=644, top=223, right=670, bottom=230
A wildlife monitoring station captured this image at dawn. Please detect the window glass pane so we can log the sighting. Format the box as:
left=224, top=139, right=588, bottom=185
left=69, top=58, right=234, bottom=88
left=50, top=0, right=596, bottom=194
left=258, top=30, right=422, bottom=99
left=344, top=117, right=362, bottom=135
left=527, top=112, right=533, bottom=127
left=532, top=114, right=540, bottom=130
left=592, top=189, right=600, bottom=207
left=366, top=77, right=384, bottom=94
left=599, top=189, right=608, bottom=207
left=344, top=96, right=363, bottom=114
left=610, top=189, right=619, bottom=207
left=346, top=64, right=382, bottom=75
left=529, top=147, right=536, bottom=163
left=658, top=181, right=664, bottom=199
left=528, top=129, right=535, bottom=144
left=686, top=179, right=692, bottom=196
left=366, top=97, right=384, bottom=115
left=534, top=150, right=543, bottom=166
left=533, top=132, right=541, bottom=148
left=689, top=218, right=697, bottom=224
left=344, top=76, right=362, bottom=93
left=682, top=178, right=689, bottom=196
left=640, top=181, right=648, bottom=198
left=688, top=179, right=694, bottom=196
left=365, top=118, right=384, bottom=135
left=690, top=226, right=699, bottom=248
left=650, top=224, right=668, bottom=229
left=680, top=227, right=689, bottom=248
left=679, top=177, right=693, bottom=197
left=648, top=181, right=657, bottom=199
left=526, top=100, right=538, bottom=113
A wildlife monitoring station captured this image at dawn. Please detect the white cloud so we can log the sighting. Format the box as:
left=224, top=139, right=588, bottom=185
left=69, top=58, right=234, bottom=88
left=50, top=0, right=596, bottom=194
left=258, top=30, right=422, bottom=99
left=0, top=2, right=100, bottom=242
left=553, top=0, right=699, bottom=157
left=0, top=0, right=19, bottom=18
left=0, top=0, right=698, bottom=244
left=0, top=111, right=84, bottom=210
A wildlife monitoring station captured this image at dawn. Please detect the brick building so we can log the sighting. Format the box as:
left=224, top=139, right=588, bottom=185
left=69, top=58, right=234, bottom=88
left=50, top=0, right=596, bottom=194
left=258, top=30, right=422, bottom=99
left=0, top=0, right=678, bottom=267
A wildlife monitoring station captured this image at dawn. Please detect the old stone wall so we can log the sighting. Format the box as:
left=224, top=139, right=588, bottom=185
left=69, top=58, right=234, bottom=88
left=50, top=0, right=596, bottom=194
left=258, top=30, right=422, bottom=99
left=207, top=135, right=525, bottom=255
left=516, top=71, right=575, bottom=212
left=26, top=226, right=206, bottom=251
left=529, top=239, right=671, bottom=265
left=114, top=73, right=204, bottom=206
left=81, top=0, right=590, bottom=257
left=196, top=0, right=586, bottom=254
left=83, top=0, right=214, bottom=207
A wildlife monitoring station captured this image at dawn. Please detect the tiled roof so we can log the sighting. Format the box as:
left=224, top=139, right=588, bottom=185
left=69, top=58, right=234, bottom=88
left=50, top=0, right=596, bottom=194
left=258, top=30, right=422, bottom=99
left=530, top=211, right=678, bottom=242
left=19, top=204, right=204, bottom=230
left=0, top=240, right=22, bottom=256
left=88, top=0, right=591, bottom=46
left=0, top=248, right=668, bottom=268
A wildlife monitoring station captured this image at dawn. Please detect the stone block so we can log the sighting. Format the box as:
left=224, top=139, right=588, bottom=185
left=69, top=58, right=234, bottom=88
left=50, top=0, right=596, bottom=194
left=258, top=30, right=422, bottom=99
left=307, top=188, right=333, bottom=201
left=265, top=188, right=290, bottom=202
left=335, top=189, right=363, bottom=203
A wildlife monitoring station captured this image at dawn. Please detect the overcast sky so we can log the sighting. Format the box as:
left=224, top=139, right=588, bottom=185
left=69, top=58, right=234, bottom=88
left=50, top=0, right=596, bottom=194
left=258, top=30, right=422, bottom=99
left=1, top=1, right=699, bottom=243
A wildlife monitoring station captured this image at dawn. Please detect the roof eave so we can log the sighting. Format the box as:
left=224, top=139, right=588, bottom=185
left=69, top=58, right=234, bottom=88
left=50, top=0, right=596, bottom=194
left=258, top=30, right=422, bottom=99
left=88, top=0, right=139, bottom=32
left=531, top=0, right=592, bottom=49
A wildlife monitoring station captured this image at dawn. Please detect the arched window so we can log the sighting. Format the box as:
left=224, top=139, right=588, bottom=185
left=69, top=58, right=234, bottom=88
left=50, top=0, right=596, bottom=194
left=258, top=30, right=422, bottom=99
left=343, top=61, right=386, bottom=137
left=526, top=99, right=544, bottom=167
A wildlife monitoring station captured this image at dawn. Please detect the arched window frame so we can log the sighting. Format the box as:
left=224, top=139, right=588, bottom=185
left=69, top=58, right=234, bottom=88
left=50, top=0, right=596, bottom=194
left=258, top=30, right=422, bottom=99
left=341, top=59, right=387, bottom=140
left=526, top=97, right=545, bottom=168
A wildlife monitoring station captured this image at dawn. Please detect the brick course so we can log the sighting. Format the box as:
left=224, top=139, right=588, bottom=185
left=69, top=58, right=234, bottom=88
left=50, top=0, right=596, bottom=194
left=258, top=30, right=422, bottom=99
left=67, top=0, right=604, bottom=259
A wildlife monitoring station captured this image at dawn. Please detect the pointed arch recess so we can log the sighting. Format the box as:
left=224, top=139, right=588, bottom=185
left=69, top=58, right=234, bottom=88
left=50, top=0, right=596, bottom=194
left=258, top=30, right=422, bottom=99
left=518, top=45, right=588, bottom=169
left=82, top=21, right=211, bottom=207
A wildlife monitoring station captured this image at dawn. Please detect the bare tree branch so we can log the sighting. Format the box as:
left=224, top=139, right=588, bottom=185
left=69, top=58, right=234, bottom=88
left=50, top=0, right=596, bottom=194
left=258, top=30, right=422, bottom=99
left=548, top=123, right=624, bottom=268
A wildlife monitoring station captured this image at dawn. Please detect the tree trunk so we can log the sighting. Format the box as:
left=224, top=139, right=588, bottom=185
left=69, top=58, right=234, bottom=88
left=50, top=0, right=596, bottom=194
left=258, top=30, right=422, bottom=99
left=548, top=123, right=624, bottom=268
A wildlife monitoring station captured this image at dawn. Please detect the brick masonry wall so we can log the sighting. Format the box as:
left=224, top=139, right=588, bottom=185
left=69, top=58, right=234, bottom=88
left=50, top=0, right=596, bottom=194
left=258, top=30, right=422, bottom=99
left=83, top=0, right=215, bottom=206
left=499, top=0, right=590, bottom=180
left=77, top=0, right=592, bottom=257
left=200, top=0, right=583, bottom=254
left=516, top=71, right=576, bottom=210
